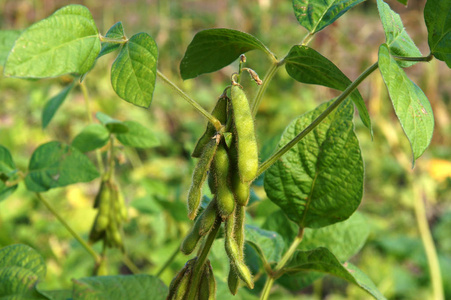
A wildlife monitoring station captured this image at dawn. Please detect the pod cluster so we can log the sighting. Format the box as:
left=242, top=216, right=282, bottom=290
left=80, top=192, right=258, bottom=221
left=167, top=258, right=216, bottom=300
left=89, top=178, right=127, bottom=251
left=180, top=84, right=258, bottom=296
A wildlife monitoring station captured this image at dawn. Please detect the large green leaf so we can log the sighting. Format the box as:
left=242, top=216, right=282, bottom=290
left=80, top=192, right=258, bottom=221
left=378, top=44, right=434, bottom=164
left=244, top=225, right=285, bottom=264
left=25, top=141, right=99, bottom=192
left=284, top=45, right=371, bottom=132
left=0, top=145, right=18, bottom=202
left=42, top=82, right=75, bottom=129
left=111, top=32, right=158, bottom=108
left=72, top=275, right=167, bottom=300
left=0, top=30, right=21, bottom=66
left=424, top=0, right=451, bottom=67
left=115, top=121, right=160, bottom=148
left=264, top=99, right=364, bottom=228
left=282, top=248, right=386, bottom=300
left=98, top=21, right=126, bottom=58
left=0, top=244, right=47, bottom=299
left=72, top=124, right=110, bottom=152
left=292, top=0, right=365, bottom=34
left=180, top=28, right=274, bottom=80
left=376, top=0, right=422, bottom=68
left=4, top=5, right=101, bottom=78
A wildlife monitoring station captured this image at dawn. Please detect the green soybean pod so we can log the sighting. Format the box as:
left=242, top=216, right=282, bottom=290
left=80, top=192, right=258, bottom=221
left=187, top=138, right=218, bottom=220
left=198, top=198, right=219, bottom=236
left=224, top=214, right=254, bottom=289
left=230, top=85, right=258, bottom=183
left=227, top=264, right=239, bottom=295
left=174, top=268, right=192, bottom=300
left=198, top=261, right=216, bottom=300
left=228, top=139, right=251, bottom=206
left=168, top=259, right=195, bottom=300
left=213, top=143, right=235, bottom=219
left=192, top=95, right=228, bottom=158
left=207, top=261, right=216, bottom=299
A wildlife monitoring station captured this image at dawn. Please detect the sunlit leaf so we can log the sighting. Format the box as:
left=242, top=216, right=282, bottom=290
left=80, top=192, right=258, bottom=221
left=292, top=0, right=365, bottom=34
left=244, top=225, right=285, bottom=263
left=115, top=121, right=160, bottom=148
left=4, top=5, right=101, bottom=78
left=376, top=0, right=422, bottom=67
left=98, top=21, right=126, bottom=58
left=0, top=145, right=18, bottom=201
left=96, top=112, right=129, bottom=134
left=111, top=32, right=158, bottom=108
left=72, top=124, right=110, bottom=152
left=378, top=44, right=434, bottom=164
left=0, top=30, right=21, bottom=66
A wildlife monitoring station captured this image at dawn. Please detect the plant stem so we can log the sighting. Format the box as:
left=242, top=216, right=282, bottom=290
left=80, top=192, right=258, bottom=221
left=156, top=70, right=221, bottom=130
left=301, top=32, right=315, bottom=46
left=80, top=82, right=105, bottom=174
left=155, top=243, right=181, bottom=278
left=413, top=183, right=444, bottom=300
left=99, top=35, right=128, bottom=44
left=250, top=60, right=283, bottom=117
left=256, top=61, right=379, bottom=177
left=186, top=218, right=221, bottom=300
left=122, top=254, right=141, bottom=274
left=392, top=53, right=434, bottom=62
left=260, top=228, right=305, bottom=300
left=36, top=193, right=100, bottom=263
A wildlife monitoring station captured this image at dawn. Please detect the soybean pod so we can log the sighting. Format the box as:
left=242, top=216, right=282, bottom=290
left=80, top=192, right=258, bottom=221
left=230, top=85, right=258, bottom=183
left=228, top=138, right=251, bottom=206
left=192, top=95, right=228, bottom=158
left=212, top=142, right=235, bottom=219
left=187, top=138, right=219, bottom=220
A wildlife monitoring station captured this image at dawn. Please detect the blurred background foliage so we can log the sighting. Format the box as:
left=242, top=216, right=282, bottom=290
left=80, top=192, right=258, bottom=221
left=0, top=0, right=450, bottom=299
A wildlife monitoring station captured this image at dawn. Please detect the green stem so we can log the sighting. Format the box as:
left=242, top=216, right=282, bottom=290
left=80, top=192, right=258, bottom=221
left=122, top=254, right=141, bottom=274
left=251, top=61, right=283, bottom=117
left=413, top=183, right=444, bottom=300
left=392, top=53, right=434, bottom=62
left=186, top=218, right=221, bottom=300
left=156, top=70, right=221, bottom=130
left=155, top=243, right=181, bottom=278
left=80, top=82, right=105, bottom=174
left=36, top=193, right=100, bottom=263
left=99, top=35, right=128, bottom=44
left=256, top=61, right=379, bottom=177
left=260, top=228, right=304, bottom=300
left=301, top=32, right=315, bottom=46
left=106, top=135, right=115, bottom=180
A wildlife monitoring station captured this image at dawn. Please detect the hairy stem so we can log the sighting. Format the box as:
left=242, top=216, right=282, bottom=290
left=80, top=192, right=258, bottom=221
left=413, top=183, right=444, bottom=300
left=260, top=228, right=304, bottom=300
left=36, top=193, right=100, bottom=263
left=256, top=61, right=379, bottom=177
left=156, top=70, right=221, bottom=130
left=186, top=217, right=221, bottom=300
left=392, top=53, right=434, bottom=62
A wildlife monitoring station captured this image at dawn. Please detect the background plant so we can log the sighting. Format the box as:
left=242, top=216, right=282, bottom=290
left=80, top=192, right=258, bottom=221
left=0, top=0, right=450, bottom=299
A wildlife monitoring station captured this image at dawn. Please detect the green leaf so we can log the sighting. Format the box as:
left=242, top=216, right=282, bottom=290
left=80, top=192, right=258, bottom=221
left=264, top=99, right=364, bottom=228
left=72, top=274, right=168, bottom=300
left=0, top=244, right=47, bottom=299
left=376, top=0, right=422, bottom=67
left=0, top=145, right=18, bottom=202
left=180, top=28, right=274, bottom=80
left=283, top=248, right=386, bottom=300
left=424, top=0, right=451, bottom=67
left=395, top=0, right=407, bottom=5
left=0, top=30, right=21, bottom=66
left=263, top=210, right=369, bottom=261
left=37, top=289, right=72, bottom=300
left=72, top=124, right=110, bottom=152
left=378, top=44, right=434, bottom=163
left=4, top=5, right=101, bottom=78
left=244, top=225, right=285, bottom=263
left=95, top=112, right=129, bottom=134
left=111, top=32, right=158, bottom=108
left=292, top=0, right=365, bottom=34
left=98, top=21, right=126, bottom=58
left=284, top=45, right=371, bottom=132
left=25, top=141, right=100, bottom=192
left=0, top=244, right=46, bottom=279
left=115, top=121, right=160, bottom=148
left=42, top=82, right=75, bottom=129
